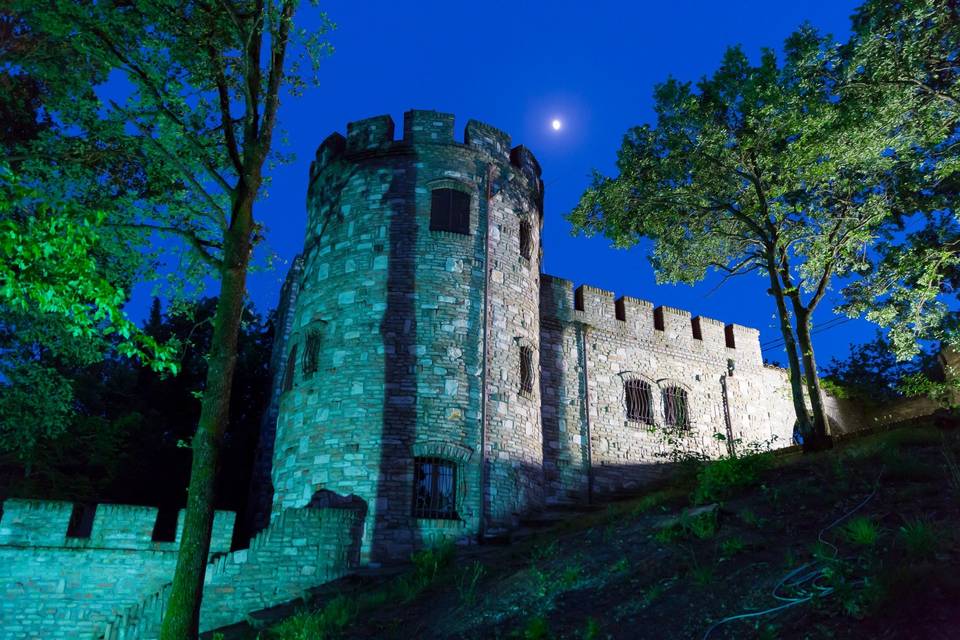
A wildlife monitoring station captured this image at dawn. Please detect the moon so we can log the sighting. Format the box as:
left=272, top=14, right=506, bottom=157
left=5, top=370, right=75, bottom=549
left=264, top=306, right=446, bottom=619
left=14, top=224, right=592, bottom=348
left=551, top=118, right=562, bottom=131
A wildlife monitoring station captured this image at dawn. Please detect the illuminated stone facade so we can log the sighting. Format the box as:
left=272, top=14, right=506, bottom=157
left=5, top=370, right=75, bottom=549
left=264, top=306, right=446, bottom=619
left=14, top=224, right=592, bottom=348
left=261, top=109, right=846, bottom=563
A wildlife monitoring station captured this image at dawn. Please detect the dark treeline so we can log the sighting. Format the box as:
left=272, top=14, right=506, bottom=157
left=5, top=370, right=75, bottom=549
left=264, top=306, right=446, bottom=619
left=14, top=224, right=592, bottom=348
left=0, top=297, right=273, bottom=518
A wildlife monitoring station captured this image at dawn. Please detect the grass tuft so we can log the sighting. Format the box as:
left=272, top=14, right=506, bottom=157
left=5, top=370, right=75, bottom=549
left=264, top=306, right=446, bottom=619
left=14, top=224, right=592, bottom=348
left=843, top=516, right=881, bottom=546
left=898, top=517, right=938, bottom=559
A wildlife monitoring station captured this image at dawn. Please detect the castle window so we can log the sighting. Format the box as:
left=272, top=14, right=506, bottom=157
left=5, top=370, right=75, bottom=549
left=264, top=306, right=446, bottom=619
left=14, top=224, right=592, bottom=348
left=624, top=379, right=654, bottom=423
left=282, top=344, right=297, bottom=392
left=430, top=188, right=470, bottom=234
left=413, top=457, right=458, bottom=520
left=519, top=346, right=534, bottom=394
left=303, top=329, right=321, bottom=377
left=662, top=385, right=690, bottom=429
left=519, top=220, right=532, bottom=260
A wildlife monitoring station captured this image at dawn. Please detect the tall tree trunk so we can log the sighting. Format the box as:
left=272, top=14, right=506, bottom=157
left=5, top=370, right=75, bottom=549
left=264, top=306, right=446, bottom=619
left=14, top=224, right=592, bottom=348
left=793, top=306, right=830, bottom=447
left=764, top=252, right=811, bottom=437
left=160, top=191, right=254, bottom=639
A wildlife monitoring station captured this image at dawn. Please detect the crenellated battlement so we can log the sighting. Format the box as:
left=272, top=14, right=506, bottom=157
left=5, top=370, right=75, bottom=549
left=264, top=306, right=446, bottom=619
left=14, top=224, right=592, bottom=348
left=0, top=499, right=235, bottom=553
left=309, top=110, right=542, bottom=191
left=540, top=274, right=762, bottom=366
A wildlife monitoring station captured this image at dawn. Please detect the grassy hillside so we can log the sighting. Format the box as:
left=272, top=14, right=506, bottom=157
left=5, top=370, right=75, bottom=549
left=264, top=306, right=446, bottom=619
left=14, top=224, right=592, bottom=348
left=222, top=422, right=960, bottom=639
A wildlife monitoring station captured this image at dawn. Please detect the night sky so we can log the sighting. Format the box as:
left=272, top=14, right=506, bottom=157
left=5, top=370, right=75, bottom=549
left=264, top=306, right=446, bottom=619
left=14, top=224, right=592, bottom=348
left=147, top=0, right=872, bottom=367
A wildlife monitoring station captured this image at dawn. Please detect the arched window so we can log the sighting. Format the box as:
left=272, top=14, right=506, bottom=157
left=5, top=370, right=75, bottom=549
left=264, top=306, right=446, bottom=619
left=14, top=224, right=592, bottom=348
left=519, top=220, right=532, bottom=260
left=282, top=344, right=297, bottom=392
left=662, top=385, right=690, bottom=428
left=519, top=346, right=534, bottom=394
left=430, top=188, right=470, bottom=234
left=303, top=329, right=321, bottom=377
left=624, top=379, right=653, bottom=424
left=412, top=457, right=458, bottom=519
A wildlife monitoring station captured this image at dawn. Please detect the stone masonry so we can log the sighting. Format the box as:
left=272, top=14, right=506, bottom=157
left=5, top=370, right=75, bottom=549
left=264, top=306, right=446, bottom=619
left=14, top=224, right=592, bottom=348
left=2, top=110, right=904, bottom=640
left=0, top=499, right=361, bottom=640
left=259, top=109, right=865, bottom=564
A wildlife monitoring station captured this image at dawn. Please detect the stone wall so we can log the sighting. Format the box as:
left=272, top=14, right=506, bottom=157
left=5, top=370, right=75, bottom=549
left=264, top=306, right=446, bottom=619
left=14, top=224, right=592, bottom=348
left=538, top=276, right=800, bottom=498
left=271, top=110, right=545, bottom=562
left=247, top=255, right=305, bottom=536
left=0, top=499, right=234, bottom=640
left=0, top=499, right=361, bottom=640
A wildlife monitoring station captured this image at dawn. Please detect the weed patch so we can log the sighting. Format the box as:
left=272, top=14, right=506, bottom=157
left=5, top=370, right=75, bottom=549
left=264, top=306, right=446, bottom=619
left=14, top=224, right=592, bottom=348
left=898, top=517, right=938, bottom=559
left=693, top=452, right=773, bottom=504
left=842, top=516, right=881, bottom=546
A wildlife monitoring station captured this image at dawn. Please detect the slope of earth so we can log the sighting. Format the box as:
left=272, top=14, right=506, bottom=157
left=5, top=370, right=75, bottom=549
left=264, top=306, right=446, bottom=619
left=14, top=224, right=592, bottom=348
left=222, top=421, right=960, bottom=640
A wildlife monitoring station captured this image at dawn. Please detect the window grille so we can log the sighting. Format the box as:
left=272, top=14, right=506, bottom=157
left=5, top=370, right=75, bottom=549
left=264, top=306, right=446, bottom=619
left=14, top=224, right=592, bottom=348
left=519, top=346, right=534, bottom=394
left=519, top=220, right=532, bottom=260
left=624, top=379, right=654, bottom=423
left=412, top=457, right=458, bottom=519
left=430, top=188, right=471, bottom=234
left=282, top=344, right=297, bottom=392
left=303, top=329, right=321, bottom=377
left=662, top=385, right=690, bottom=428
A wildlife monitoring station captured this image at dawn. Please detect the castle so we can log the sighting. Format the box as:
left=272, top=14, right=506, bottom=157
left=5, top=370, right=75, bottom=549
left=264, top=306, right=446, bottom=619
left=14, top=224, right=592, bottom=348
left=249, top=109, right=847, bottom=564
left=0, top=110, right=883, bottom=639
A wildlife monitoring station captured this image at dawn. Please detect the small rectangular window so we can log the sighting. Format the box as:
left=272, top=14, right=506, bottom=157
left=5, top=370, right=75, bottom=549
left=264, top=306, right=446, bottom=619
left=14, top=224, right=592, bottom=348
left=303, top=330, right=321, bottom=377
left=282, top=344, right=297, bottom=392
left=430, top=188, right=471, bottom=234
left=519, top=220, right=532, bottom=260
left=625, top=379, right=653, bottom=423
left=519, top=346, right=534, bottom=394
left=412, top=457, right=458, bottom=520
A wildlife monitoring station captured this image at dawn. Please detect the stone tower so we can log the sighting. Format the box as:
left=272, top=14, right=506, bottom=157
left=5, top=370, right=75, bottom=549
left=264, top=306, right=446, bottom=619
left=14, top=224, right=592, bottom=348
left=269, top=110, right=545, bottom=562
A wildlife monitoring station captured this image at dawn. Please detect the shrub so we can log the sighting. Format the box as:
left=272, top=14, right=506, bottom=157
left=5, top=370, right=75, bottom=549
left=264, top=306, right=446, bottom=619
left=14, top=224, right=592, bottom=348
left=843, top=516, right=880, bottom=546
left=519, top=615, right=550, bottom=640
left=898, top=517, right=938, bottom=559
left=720, top=536, right=746, bottom=557
left=693, top=452, right=773, bottom=504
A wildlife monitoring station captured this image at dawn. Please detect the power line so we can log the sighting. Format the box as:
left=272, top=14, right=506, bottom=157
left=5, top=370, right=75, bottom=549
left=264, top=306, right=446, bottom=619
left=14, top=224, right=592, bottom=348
left=760, top=316, right=851, bottom=348
left=760, top=317, right=856, bottom=352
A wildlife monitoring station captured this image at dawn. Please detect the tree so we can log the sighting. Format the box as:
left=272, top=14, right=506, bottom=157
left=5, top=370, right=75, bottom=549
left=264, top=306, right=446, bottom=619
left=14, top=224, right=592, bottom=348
left=836, top=0, right=960, bottom=359
left=820, top=333, right=935, bottom=403
left=0, top=8, right=185, bottom=473
left=13, top=2, right=333, bottom=635
left=569, top=28, right=897, bottom=446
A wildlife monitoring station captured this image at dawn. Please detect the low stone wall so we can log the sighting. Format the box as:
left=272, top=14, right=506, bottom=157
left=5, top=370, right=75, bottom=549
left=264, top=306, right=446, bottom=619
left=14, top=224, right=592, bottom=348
left=0, top=500, right=361, bottom=640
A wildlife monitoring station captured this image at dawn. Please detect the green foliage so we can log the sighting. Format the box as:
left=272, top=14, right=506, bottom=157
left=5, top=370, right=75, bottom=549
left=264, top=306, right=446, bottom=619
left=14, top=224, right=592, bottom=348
left=685, top=510, right=719, bottom=540
left=842, top=516, right=881, bottom=546
left=898, top=517, right=938, bottom=559
left=456, top=561, right=486, bottom=607
left=693, top=452, right=773, bottom=504
left=518, top=615, right=551, bottom=640
left=271, top=596, right=355, bottom=640
left=738, top=508, right=764, bottom=528
left=582, top=617, right=600, bottom=640
left=835, top=0, right=960, bottom=359
left=569, top=22, right=904, bottom=436
left=820, top=333, right=938, bottom=403
left=720, top=536, right=747, bottom=558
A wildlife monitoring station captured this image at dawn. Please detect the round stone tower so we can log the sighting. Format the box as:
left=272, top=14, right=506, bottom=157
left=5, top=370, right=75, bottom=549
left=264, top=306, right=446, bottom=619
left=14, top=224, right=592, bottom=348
left=271, top=110, right=544, bottom=562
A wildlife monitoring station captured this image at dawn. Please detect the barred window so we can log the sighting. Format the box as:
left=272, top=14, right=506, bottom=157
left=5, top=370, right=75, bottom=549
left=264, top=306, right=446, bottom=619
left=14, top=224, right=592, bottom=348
left=662, top=385, right=690, bottom=428
left=282, top=344, right=297, bottom=392
left=625, top=379, right=654, bottom=423
left=412, top=457, right=458, bottom=520
left=303, top=329, right=321, bottom=377
left=519, top=220, right=532, bottom=260
left=519, top=346, right=534, bottom=394
left=430, top=188, right=471, bottom=234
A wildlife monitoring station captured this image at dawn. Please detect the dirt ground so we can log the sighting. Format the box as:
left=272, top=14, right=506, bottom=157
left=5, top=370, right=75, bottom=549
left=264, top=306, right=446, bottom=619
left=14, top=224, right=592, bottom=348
left=236, top=423, right=960, bottom=640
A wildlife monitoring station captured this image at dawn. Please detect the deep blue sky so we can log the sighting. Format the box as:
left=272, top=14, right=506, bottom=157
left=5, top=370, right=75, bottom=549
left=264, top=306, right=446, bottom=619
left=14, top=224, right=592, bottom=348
left=189, top=0, right=872, bottom=366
